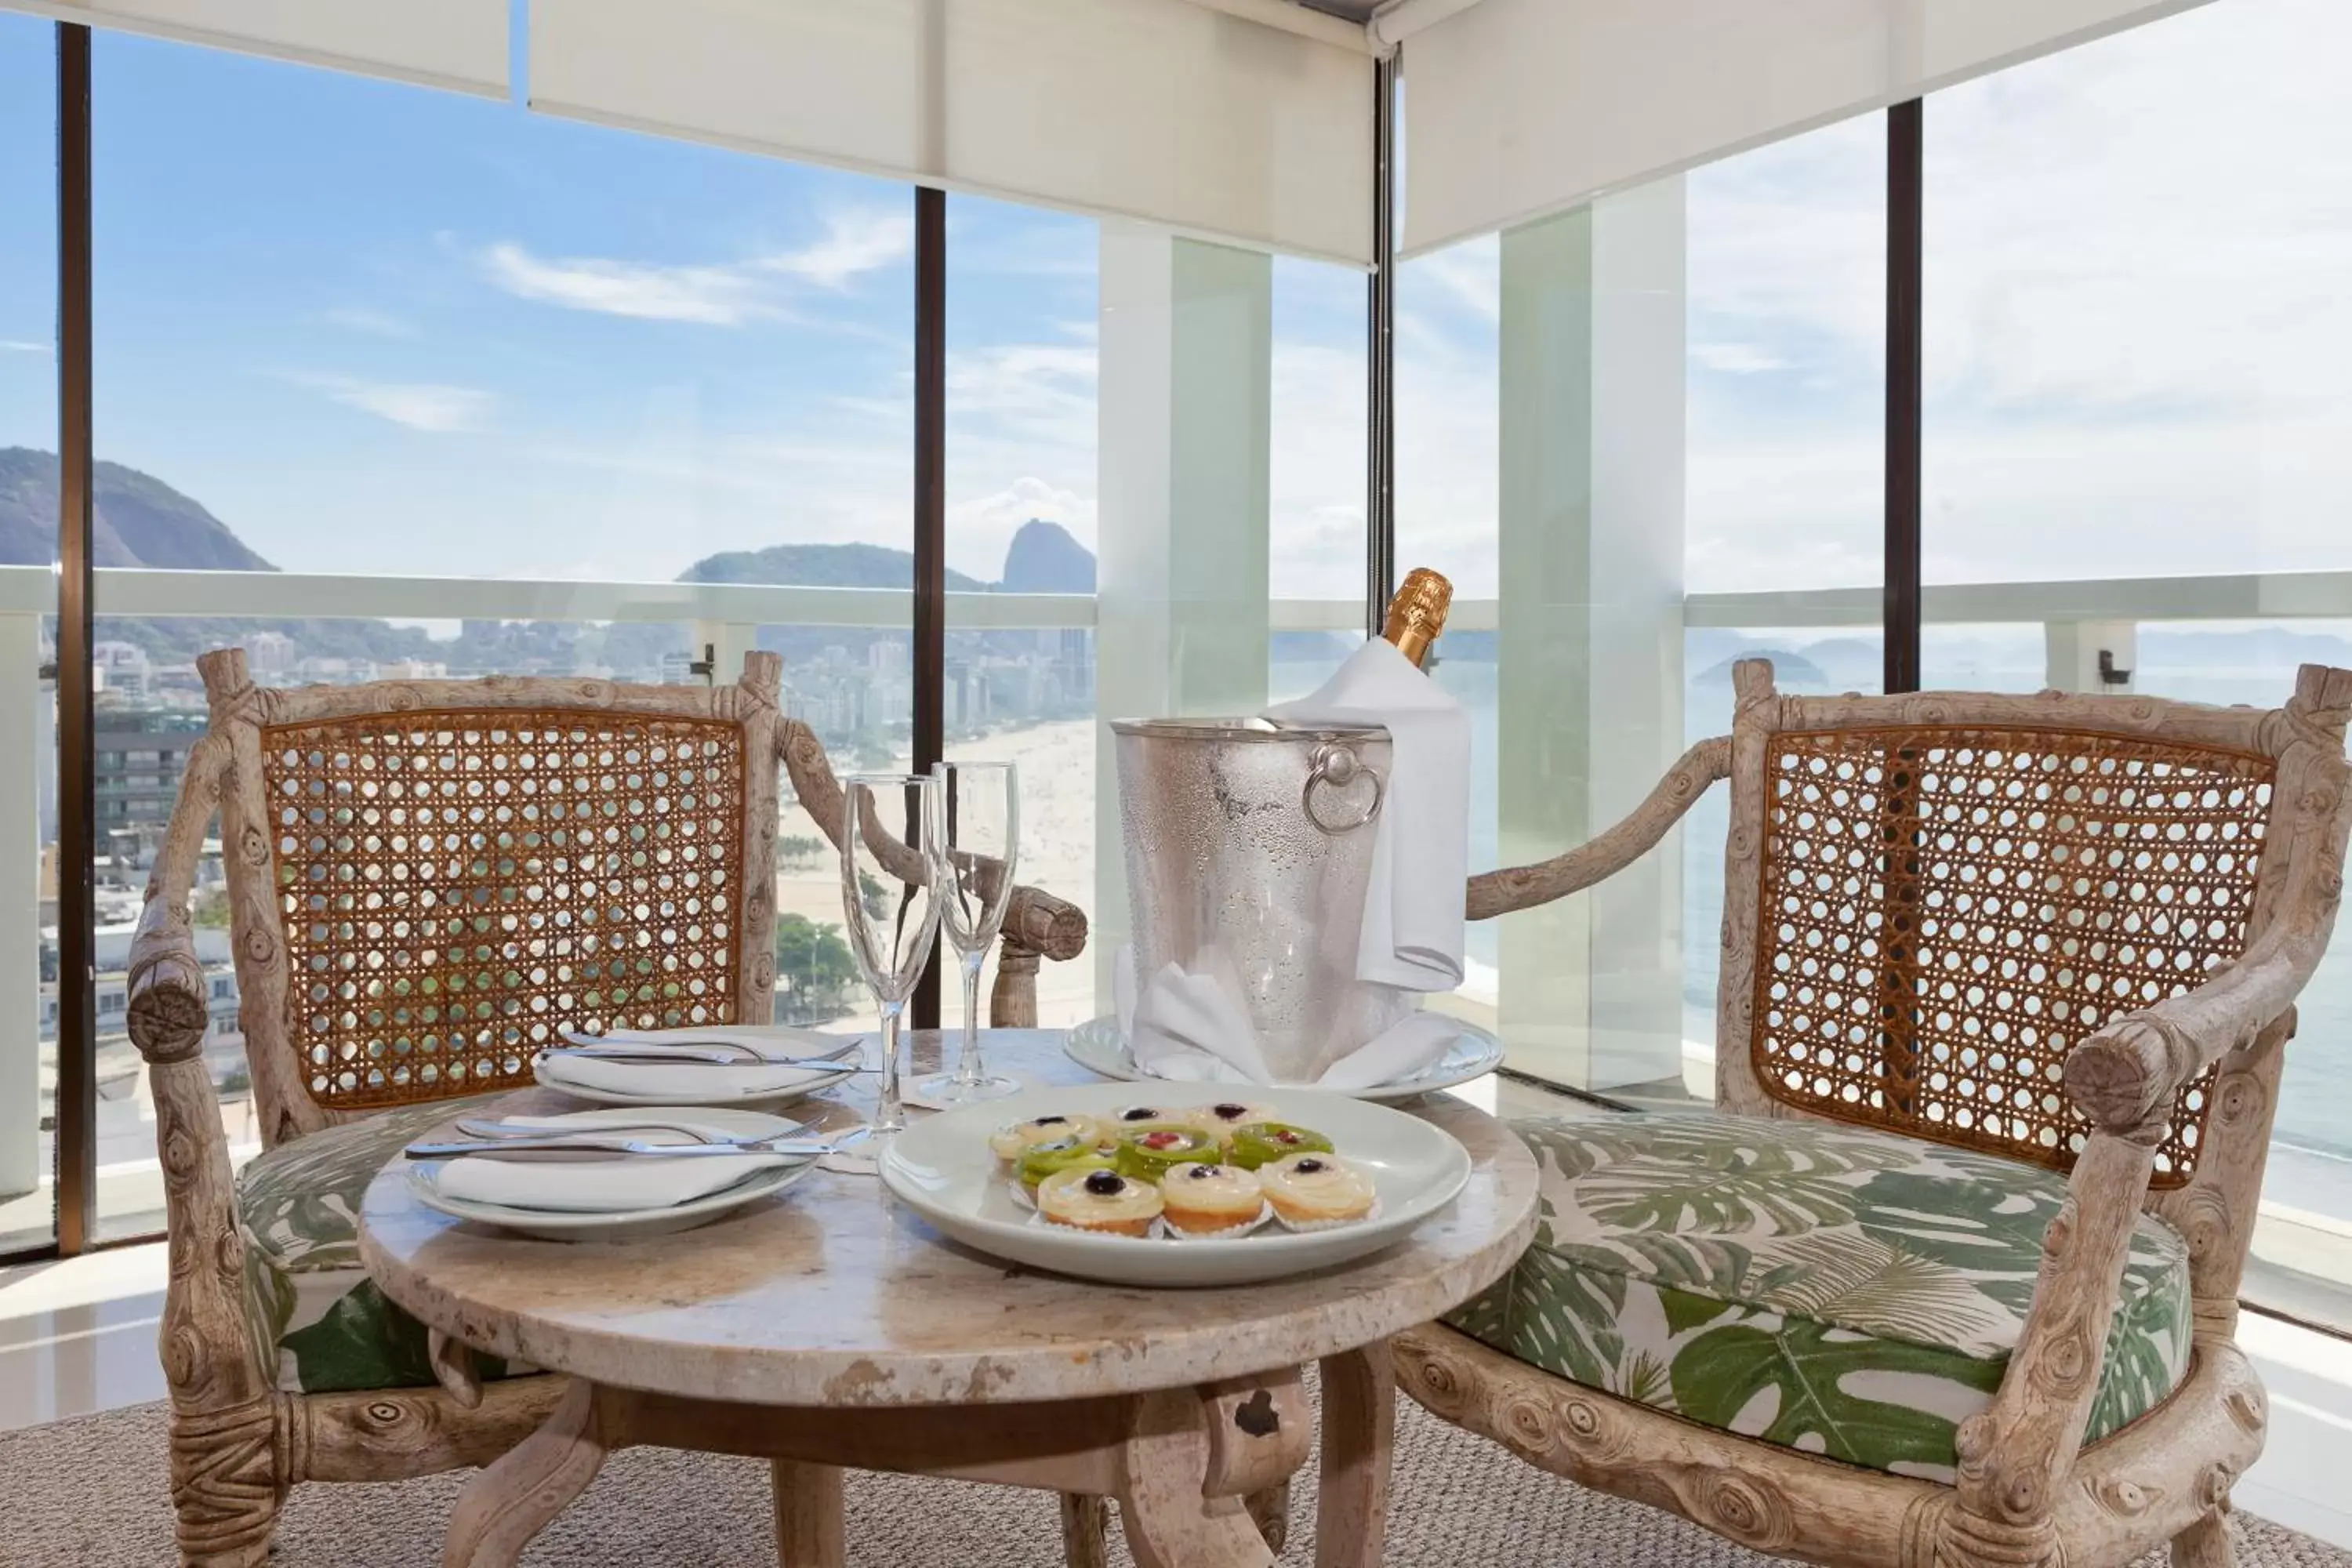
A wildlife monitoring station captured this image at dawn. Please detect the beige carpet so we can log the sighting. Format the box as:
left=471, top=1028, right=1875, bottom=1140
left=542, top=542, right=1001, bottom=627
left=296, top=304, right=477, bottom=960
left=4, top=1392, right=2346, bottom=1567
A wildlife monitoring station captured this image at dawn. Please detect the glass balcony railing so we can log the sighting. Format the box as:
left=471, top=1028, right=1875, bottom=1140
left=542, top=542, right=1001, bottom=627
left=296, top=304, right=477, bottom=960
left=5, top=561, right=2350, bottom=1316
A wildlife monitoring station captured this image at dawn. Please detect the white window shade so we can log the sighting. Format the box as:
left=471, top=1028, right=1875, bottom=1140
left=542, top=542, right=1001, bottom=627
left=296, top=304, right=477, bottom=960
left=0, top=0, right=506, bottom=96
left=1400, top=0, right=2209, bottom=256
left=528, top=0, right=1375, bottom=267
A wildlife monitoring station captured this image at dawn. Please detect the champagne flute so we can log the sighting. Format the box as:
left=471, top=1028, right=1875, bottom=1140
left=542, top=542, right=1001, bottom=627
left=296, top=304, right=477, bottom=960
left=917, top=760, right=1022, bottom=1105
left=839, top=774, right=944, bottom=1135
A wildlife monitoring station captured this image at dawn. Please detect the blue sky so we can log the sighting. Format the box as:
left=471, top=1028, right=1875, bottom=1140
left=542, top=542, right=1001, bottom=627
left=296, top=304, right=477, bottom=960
left=3, top=0, right=2349, bottom=599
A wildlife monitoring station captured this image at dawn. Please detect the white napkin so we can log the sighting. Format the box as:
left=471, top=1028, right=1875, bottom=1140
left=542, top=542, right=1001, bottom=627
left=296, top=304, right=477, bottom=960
left=1264, top=639, right=1470, bottom=992
left=433, top=1114, right=786, bottom=1213
left=539, top=1025, right=859, bottom=1101
left=1116, top=948, right=1458, bottom=1088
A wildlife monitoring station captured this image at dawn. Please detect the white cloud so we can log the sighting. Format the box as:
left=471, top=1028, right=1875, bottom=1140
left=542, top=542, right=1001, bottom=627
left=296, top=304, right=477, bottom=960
left=761, top=208, right=913, bottom=288
left=0, top=339, right=47, bottom=355
left=1408, top=236, right=1502, bottom=325
left=287, top=372, right=494, bottom=434
left=322, top=307, right=414, bottom=338
left=481, top=205, right=911, bottom=325
left=1690, top=342, right=1788, bottom=375
left=481, top=241, right=768, bottom=325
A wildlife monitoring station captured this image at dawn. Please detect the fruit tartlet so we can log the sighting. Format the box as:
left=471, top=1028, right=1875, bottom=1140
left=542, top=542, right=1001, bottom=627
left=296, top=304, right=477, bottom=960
left=1189, top=1101, right=1280, bottom=1141
left=1225, top=1122, right=1334, bottom=1171
left=988, top=1112, right=1105, bottom=1163
left=1157, top=1162, right=1268, bottom=1236
left=1014, top=1134, right=1114, bottom=1195
left=1257, top=1152, right=1377, bottom=1227
left=1114, top=1126, right=1221, bottom=1182
left=1036, top=1167, right=1163, bottom=1237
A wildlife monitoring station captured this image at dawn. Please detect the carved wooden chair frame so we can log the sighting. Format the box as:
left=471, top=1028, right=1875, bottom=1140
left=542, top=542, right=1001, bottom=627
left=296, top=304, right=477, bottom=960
left=122, top=647, right=1087, bottom=1566
left=1395, top=659, right=2352, bottom=1568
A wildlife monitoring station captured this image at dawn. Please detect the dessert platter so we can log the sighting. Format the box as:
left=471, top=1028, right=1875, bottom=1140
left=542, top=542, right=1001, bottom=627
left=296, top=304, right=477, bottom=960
left=879, top=1081, right=1472, bottom=1287
left=1061, top=1013, right=1505, bottom=1103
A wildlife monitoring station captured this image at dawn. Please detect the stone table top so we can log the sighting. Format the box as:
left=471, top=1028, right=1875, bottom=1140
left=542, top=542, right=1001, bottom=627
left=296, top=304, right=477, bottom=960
left=360, top=1029, right=1537, bottom=1410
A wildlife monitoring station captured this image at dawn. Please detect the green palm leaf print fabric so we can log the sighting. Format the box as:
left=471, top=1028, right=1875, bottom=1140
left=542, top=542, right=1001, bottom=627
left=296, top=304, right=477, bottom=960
left=1447, top=1112, right=2189, bottom=1482
left=237, top=1098, right=522, bottom=1394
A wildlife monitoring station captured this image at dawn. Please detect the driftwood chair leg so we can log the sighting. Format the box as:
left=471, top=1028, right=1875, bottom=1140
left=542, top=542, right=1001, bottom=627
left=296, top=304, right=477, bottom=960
left=2173, top=1508, right=2234, bottom=1568
left=1060, top=1493, right=1111, bottom=1568
left=1245, top=1483, right=1290, bottom=1552
left=168, top=1399, right=287, bottom=1567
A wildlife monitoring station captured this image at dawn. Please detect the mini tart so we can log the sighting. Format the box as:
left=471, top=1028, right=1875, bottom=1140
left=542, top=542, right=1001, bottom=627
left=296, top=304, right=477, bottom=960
left=1114, top=1126, right=1221, bottom=1182
left=1015, top=1134, right=1114, bottom=1193
left=1036, top=1167, right=1163, bottom=1237
left=1258, top=1152, right=1376, bottom=1225
left=988, top=1113, right=1105, bottom=1163
left=1157, top=1162, right=1265, bottom=1236
left=1225, top=1122, right=1334, bottom=1171
left=1189, top=1101, right=1281, bottom=1142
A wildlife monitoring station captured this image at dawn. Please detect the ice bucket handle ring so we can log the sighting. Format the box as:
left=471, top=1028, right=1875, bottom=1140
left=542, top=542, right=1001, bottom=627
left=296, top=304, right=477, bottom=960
left=1301, top=741, right=1385, bottom=836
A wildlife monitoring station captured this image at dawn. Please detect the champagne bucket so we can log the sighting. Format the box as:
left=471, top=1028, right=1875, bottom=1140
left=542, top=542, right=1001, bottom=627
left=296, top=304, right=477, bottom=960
left=1112, top=717, right=1417, bottom=1083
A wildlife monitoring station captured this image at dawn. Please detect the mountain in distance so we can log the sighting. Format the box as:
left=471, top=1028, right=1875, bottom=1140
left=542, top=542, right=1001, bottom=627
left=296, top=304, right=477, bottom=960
left=0, top=446, right=276, bottom=570
left=681, top=541, right=988, bottom=593
left=999, top=519, right=1095, bottom=593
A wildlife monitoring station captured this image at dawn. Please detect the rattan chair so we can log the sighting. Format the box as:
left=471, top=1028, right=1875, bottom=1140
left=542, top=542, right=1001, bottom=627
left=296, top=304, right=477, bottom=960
left=122, top=647, right=1087, bottom=1566
left=1396, top=659, right=2352, bottom=1568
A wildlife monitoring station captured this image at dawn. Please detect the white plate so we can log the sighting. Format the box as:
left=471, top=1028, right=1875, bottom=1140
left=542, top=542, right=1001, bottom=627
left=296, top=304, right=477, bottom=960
left=879, top=1083, right=1470, bottom=1287
left=405, top=1107, right=821, bottom=1242
left=534, top=1029, right=865, bottom=1108
left=1061, top=1016, right=1504, bottom=1104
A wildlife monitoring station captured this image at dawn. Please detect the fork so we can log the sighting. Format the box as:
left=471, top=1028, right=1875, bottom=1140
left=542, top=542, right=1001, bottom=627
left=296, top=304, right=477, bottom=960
left=452, top=1116, right=813, bottom=1146
left=539, top=1046, right=876, bottom=1072
left=405, top=1127, right=873, bottom=1162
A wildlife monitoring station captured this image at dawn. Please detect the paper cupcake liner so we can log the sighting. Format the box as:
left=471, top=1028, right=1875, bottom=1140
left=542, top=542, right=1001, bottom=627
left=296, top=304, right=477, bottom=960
left=1160, top=1200, right=1275, bottom=1240
left=1269, top=1196, right=1384, bottom=1234
left=1026, top=1206, right=1162, bottom=1239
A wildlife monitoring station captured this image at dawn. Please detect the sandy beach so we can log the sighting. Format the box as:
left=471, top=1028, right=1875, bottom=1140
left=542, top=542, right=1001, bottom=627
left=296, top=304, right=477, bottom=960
left=776, top=717, right=1103, bottom=1029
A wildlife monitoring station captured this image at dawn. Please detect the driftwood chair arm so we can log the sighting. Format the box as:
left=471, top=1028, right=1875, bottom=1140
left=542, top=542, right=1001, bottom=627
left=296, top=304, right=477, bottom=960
left=125, top=737, right=281, bottom=1483
left=2065, top=922, right=2334, bottom=1137
left=1465, top=738, right=1732, bottom=921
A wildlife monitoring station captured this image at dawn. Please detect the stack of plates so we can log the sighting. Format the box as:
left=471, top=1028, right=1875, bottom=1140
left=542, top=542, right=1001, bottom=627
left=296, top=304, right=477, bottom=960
left=532, top=1025, right=866, bottom=1109
left=407, top=1107, right=822, bottom=1242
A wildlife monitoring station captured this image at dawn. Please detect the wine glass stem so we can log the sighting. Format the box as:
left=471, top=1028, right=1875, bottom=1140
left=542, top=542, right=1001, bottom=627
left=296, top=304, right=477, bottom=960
left=876, top=1000, right=906, bottom=1133
left=956, top=949, right=986, bottom=1088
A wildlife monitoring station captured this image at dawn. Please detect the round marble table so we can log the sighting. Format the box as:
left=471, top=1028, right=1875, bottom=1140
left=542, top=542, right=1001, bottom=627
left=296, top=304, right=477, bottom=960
left=360, top=1029, right=1538, bottom=1568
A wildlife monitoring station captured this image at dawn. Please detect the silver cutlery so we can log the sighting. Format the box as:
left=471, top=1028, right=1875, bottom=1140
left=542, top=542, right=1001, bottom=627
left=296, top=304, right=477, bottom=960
left=405, top=1127, right=872, bottom=1162
left=539, top=1046, right=874, bottom=1072
left=452, top=1116, right=812, bottom=1145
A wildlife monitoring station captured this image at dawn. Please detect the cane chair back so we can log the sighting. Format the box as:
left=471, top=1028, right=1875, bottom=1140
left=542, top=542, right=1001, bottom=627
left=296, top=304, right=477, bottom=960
left=198, top=648, right=786, bottom=1146
left=1717, top=663, right=2315, bottom=1188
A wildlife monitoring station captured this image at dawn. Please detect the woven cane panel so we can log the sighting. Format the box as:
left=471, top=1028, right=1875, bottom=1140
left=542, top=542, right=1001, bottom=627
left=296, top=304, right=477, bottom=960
left=260, top=710, right=748, bottom=1112
left=1750, top=725, right=2276, bottom=1184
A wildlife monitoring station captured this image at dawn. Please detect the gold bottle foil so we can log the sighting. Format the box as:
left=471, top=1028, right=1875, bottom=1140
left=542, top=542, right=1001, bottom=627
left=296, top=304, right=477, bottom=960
left=1380, top=567, right=1453, bottom=668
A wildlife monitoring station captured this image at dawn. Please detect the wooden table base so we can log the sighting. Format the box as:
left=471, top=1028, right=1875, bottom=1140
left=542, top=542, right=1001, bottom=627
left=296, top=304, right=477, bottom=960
left=441, top=1345, right=1395, bottom=1568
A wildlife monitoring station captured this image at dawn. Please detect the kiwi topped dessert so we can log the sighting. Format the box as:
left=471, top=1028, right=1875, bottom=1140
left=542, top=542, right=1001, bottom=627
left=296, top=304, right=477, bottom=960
left=1113, top=1125, right=1221, bottom=1182
left=1225, top=1122, right=1335, bottom=1171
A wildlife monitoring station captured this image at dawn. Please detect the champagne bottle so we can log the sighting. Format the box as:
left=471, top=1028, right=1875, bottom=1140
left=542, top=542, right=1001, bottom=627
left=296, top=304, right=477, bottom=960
left=1380, top=567, right=1453, bottom=669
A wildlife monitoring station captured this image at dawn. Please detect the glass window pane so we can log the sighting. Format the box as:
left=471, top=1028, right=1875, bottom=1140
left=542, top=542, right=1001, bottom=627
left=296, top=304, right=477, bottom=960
left=0, top=13, right=56, bottom=1255
left=1926, top=0, right=2352, bottom=1323
left=943, top=192, right=1098, bottom=1029
left=89, top=32, right=913, bottom=1237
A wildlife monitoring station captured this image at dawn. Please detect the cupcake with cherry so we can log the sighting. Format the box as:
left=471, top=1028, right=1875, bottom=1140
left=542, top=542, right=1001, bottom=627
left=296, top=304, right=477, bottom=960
left=985, top=1103, right=1372, bottom=1240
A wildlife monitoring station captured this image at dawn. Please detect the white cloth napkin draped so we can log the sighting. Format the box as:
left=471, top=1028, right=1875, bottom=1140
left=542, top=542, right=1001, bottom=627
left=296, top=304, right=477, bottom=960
left=1264, top=638, right=1471, bottom=993
left=433, top=1112, right=789, bottom=1213
left=537, top=1025, right=857, bottom=1101
left=1115, top=949, right=1461, bottom=1089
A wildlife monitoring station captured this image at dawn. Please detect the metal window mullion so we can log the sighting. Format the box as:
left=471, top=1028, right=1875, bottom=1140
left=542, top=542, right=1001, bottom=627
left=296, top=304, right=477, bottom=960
left=54, top=21, right=97, bottom=1255
left=1883, top=98, right=1925, bottom=695
left=910, top=184, right=946, bottom=1032
left=1366, top=52, right=1398, bottom=637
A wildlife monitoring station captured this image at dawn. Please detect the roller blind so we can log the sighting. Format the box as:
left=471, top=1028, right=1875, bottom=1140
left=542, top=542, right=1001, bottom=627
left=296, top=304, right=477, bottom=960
left=1401, top=0, right=2209, bottom=256
left=0, top=0, right=506, bottom=96
left=529, top=0, right=1376, bottom=267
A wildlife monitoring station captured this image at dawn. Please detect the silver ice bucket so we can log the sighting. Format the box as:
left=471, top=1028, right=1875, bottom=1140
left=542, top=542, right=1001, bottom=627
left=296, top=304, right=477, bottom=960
left=1112, top=717, right=1417, bottom=1083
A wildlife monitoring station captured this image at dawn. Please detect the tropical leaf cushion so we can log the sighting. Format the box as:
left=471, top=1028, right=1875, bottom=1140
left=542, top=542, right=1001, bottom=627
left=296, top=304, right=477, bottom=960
left=238, top=1098, right=524, bottom=1395
left=1447, top=1111, right=2190, bottom=1483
